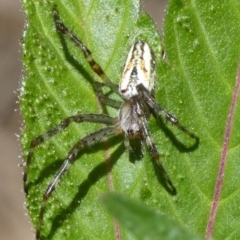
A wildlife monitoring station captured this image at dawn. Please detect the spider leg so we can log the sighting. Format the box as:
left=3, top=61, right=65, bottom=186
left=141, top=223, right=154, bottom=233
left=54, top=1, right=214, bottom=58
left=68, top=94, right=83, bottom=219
left=24, top=114, right=116, bottom=194
left=137, top=84, right=198, bottom=140
left=36, top=124, right=121, bottom=240
left=134, top=98, right=176, bottom=192
left=95, top=82, right=122, bottom=109
left=53, top=6, right=119, bottom=95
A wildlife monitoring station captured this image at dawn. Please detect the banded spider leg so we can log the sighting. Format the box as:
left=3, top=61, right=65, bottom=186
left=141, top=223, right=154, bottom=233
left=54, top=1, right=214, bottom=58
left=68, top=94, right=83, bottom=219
left=136, top=84, right=199, bottom=141
left=25, top=113, right=123, bottom=240
left=53, top=6, right=119, bottom=95
left=131, top=85, right=199, bottom=191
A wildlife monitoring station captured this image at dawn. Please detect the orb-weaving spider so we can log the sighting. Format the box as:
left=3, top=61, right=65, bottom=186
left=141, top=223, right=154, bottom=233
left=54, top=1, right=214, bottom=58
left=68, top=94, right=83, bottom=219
left=24, top=7, right=198, bottom=240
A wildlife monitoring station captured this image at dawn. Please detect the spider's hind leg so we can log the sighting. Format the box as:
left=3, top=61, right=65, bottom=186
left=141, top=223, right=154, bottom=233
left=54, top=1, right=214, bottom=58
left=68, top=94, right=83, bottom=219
left=137, top=84, right=199, bottom=141
left=24, top=114, right=115, bottom=195
left=36, top=124, right=121, bottom=239
left=134, top=98, right=176, bottom=193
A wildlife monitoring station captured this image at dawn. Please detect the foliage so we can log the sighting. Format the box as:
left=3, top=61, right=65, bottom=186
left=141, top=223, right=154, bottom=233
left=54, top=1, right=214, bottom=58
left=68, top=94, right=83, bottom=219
left=21, top=0, right=240, bottom=239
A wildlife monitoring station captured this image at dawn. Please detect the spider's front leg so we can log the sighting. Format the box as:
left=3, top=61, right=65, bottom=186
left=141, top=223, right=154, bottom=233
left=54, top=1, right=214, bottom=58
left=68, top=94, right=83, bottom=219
left=137, top=84, right=199, bottom=141
left=52, top=6, right=119, bottom=95
left=35, top=124, right=121, bottom=240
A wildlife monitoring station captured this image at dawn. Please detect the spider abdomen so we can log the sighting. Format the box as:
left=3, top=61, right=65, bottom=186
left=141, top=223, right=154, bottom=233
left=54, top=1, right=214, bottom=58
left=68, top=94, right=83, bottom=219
left=119, top=40, right=156, bottom=100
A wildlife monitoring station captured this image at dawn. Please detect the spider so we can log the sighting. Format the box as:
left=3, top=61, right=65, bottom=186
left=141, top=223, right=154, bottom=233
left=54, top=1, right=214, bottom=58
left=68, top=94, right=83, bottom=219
left=24, top=6, right=198, bottom=240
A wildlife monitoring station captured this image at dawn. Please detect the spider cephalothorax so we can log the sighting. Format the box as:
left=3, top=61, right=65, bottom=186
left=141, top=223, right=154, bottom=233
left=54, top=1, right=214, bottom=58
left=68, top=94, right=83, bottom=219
left=24, top=7, right=198, bottom=240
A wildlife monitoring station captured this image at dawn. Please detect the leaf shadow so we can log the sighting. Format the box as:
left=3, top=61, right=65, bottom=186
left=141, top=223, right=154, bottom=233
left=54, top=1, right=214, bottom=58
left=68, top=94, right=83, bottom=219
left=150, top=157, right=177, bottom=196
left=155, top=116, right=200, bottom=153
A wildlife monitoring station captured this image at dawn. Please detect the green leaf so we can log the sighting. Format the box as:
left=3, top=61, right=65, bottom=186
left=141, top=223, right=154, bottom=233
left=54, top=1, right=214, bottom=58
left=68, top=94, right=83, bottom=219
left=161, top=1, right=240, bottom=240
left=102, top=193, right=205, bottom=240
left=20, top=0, right=240, bottom=240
